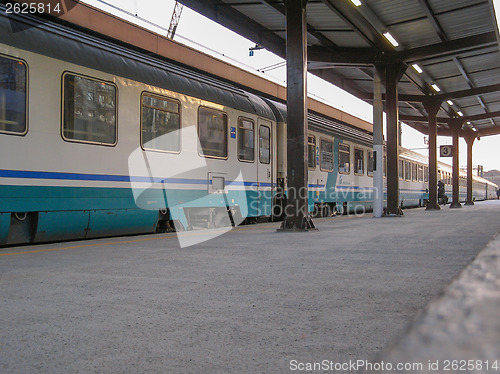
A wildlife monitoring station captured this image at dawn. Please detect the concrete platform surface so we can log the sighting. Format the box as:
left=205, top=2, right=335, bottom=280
left=363, top=202, right=500, bottom=374
left=1, top=201, right=500, bottom=374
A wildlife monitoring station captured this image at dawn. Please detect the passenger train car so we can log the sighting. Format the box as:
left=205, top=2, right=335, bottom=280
left=0, top=10, right=497, bottom=246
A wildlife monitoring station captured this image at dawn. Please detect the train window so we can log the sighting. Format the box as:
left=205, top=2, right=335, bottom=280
left=308, top=135, right=316, bottom=169
left=141, top=93, right=180, bottom=152
left=237, top=117, right=254, bottom=162
left=418, top=165, right=424, bottom=182
left=320, top=139, right=334, bottom=172
left=0, top=55, right=27, bottom=135
left=338, top=143, right=350, bottom=174
left=367, top=150, right=374, bottom=177
left=198, top=106, right=227, bottom=158
left=398, top=159, right=404, bottom=179
left=424, top=166, right=429, bottom=182
left=354, top=148, right=364, bottom=175
left=412, top=163, right=417, bottom=182
left=405, top=160, right=411, bottom=180
left=63, top=73, right=117, bottom=145
left=259, top=125, right=271, bottom=164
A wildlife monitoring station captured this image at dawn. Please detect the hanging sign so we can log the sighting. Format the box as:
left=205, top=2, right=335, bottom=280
left=440, top=145, right=453, bottom=157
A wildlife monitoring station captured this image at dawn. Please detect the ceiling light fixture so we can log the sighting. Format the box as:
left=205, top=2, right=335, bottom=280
left=493, top=0, right=500, bottom=41
left=411, top=64, right=423, bottom=73
left=431, top=83, right=441, bottom=92
left=383, top=32, right=399, bottom=47
left=457, top=111, right=464, bottom=117
left=447, top=100, right=453, bottom=106
left=350, top=0, right=362, bottom=6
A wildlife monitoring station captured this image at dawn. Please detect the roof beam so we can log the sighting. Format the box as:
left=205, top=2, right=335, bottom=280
left=308, top=46, right=379, bottom=64
left=452, top=56, right=495, bottom=124
left=400, top=114, right=453, bottom=124
left=417, top=0, right=448, bottom=41
left=308, top=32, right=498, bottom=65
left=400, top=110, right=500, bottom=126
left=311, top=68, right=372, bottom=101
left=177, top=0, right=286, bottom=58
left=477, top=127, right=500, bottom=137
left=404, top=122, right=457, bottom=137
left=319, top=0, right=390, bottom=51
left=436, top=83, right=500, bottom=101
left=258, top=0, right=339, bottom=49
left=387, top=83, right=500, bottom=103
left=462, top=110, right=500, bottom=122
left=400, top=32, right=498, bottom=62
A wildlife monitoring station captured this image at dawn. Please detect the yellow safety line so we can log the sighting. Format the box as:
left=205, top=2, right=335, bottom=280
left=0, top=234, right=176, bottom=257
left=0, top=223, right=277, bottom=257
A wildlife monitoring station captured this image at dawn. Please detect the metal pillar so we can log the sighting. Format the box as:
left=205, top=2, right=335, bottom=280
left=384, top=63, right=406, bottom=216
left=279, top=0, right=314, bottom=231
left=464, top=134, right=476, bottom=205
left=450, top=120, right=462, bottom=208
left=424, top=100, right=442, bottom=211
left=373, top=67, right=384, bottom=217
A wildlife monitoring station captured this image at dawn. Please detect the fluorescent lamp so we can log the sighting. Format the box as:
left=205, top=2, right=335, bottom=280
left=350, top=0, right=362, bottom=6
left=446, top=100, right=453, bottom=105
left=493, top=0, right=500, bottom=41
left=431, top=83, right=441, bottom=92
left=457, top=111, right=464, bottom=117
left=383, top=32, right=399, bottom=47
left=411, top=64, right=423, bottom=73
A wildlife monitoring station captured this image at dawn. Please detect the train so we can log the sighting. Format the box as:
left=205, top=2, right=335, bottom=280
left=0, top=9, right=497, bottom=246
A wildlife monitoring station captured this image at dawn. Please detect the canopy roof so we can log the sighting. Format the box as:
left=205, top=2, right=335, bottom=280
left=178, top=0, right=500, bottom=138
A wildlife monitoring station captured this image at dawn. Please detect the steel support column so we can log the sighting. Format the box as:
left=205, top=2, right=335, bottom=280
left=450, top=120, right=463, bottom=208
left=465, top=133, right=476, bottom=205
left=279, top=0, right=315, bottom=231
left=424, top=100, right=442, bottom=211
left=384, top=63, right=406, bottom=216
left=373, top=67, right=384, bottom=217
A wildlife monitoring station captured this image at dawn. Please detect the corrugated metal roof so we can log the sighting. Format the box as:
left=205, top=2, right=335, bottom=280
left=365, top=0, right=427, bottom=28
left=177, top=0, right=500, bottom=139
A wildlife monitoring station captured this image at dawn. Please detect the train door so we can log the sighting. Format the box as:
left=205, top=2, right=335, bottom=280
left=257, top=119, right=273, bottom=216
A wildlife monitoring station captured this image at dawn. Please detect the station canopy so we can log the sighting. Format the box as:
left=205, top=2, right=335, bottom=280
left=178, top=0, right=500, bottom=138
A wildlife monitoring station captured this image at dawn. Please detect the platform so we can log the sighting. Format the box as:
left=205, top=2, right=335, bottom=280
left=1, top=201, right=500, bottom=373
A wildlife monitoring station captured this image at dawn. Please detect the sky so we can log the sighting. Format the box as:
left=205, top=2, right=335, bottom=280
left=81, top=0, right=500, bottom=171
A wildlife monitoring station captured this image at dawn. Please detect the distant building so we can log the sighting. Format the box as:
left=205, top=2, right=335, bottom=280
left=482, top=169, right=500, bottom=187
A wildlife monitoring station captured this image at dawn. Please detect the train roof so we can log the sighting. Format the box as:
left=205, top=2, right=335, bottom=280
left=263, top=98, right=373, bottom=147
left=0, top=10, right=275, bottom=121
left=437, top=161, right=498, bottom=187
left=399, top=148, right=429, bottom=165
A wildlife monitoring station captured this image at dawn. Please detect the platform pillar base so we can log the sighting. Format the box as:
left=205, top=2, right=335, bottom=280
left=383, top=207, right=404, bottom=217
left=426, top=203, right=441, bottom=211
left=277, top=215, right=316, bottom=232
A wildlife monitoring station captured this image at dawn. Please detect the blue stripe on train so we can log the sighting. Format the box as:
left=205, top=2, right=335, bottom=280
left=0, top=169, right=276, bottom=187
